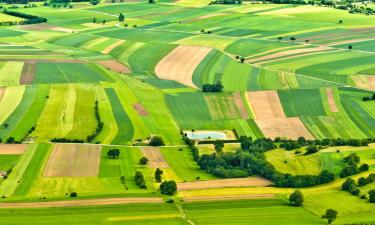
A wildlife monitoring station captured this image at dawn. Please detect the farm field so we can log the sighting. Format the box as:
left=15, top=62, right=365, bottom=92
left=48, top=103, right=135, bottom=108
left=0, top=0, right=374, bottom=225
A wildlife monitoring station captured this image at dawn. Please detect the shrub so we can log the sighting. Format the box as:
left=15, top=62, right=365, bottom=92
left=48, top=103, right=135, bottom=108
left=139, top=157, right=149, bottom=165
left=160, top=180, right=177, bottom=195
left=149, top=136, right=165, bottom=146
left=69, top=192, right=78, bottom=197
left=289, top=190, right=304, bottom=206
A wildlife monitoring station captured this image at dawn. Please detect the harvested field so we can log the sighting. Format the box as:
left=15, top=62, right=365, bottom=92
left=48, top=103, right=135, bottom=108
left=326, top=88, right=338, bottom=112
left=140, top=147, right=169, bottom=168
left=43, top=144, right=101, bottom=177
left=246, top=46, right=332, bottom=64
left=233, top=92, right=249, bottom=119
left=182, top=13, right=226, bottom=23
left=155, top=45, right=211, bottom=88
left=183, top=194, right=275, bottom=202
left=0, top=87, right=5, bottom=101
left=0, top=197, right=163, bottom=208
left=19, top=24, right=73, bottom=33
left=177, top=177, right=273, bottom=191
left=247, top=90, right=285, bottom=119
left=101, top=40, right=125, bottom=54
left=326, top=38, right=375, bottom=46
left=256, top=118, right=314, bottom=140
left=368, top=76, right=375, bottom=90
left=20, top=62, right=36, bottom=85
left=133, top=103, right=148, bottom=116
left=0, top=144, right=28, bottom=154
left=98, top=60, right=130, bottom=73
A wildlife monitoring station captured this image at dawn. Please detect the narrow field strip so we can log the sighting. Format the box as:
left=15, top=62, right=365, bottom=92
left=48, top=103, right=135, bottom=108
left=141, top=147, right=169, bottom=168
left=98, top=60, right=130, bottom=74
left=0, top=197, right=163, bottom=208
left=183, top=194, right=276, bottom=202
left=107, top=213, right=180, bottom=221
left=19, top=62, right=36, bottom=85
left=102, top=40, right=125, bottom=54
left=0, top=144, right=28, bottom=154
left=0, top=86, right=25, bottom=125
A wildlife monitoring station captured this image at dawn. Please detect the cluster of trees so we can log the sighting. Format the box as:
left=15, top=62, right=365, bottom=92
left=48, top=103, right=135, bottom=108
left=107, top=149, right=120, bottom=159
left=149, top=136, right=165, bottom=146
left=363, top=93, right=375, bottom=101
left=211, top=0, right=242, bottom=4
left=51, top=138, right=84, bottom=143
left=118, top=13, right=124, bottom=22
left=339, top=153, right=369, bottom=178
left=160, top=180, right=177, bottom=195
left=342, top=176, right=375, bottom=203
left=202, top=81, right=224, bottom=92
left=134, top=171, right=146, bottom=189
left=0, top=9, right=47, bottom=26
left=86, top=101, right=104, bottom=143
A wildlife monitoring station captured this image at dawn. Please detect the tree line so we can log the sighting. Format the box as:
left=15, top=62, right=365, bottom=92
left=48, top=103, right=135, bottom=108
left=0, top=9, right=47, bottom=26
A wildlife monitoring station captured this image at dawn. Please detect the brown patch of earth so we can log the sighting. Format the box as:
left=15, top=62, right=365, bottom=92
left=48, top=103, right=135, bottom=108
left=133, top=103, right=148, bottom=116
left=0, top=144, right=28, bottom=154
left=101, top=40, right=124, bottom=54
left=140, top=147, right=169, bottom=168
left=247, top=90, right=286, bottom=119
left=98, top=60, right=130, bottom=74
left=326, top=88, right=338, bottom=113
left=177, top=177, right=273, bottom=191
left=233, top=92, right=249, bottom=119
left=19, top=62, right=36, bottom=85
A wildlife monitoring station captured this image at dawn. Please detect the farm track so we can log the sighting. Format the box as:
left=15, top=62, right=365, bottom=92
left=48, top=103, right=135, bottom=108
left=0, top=197, right=163, bottom=208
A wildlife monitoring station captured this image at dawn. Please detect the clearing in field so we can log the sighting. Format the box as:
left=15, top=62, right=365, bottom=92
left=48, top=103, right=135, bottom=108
left=20, top=62, right=36, bottom=85
left=140, top=147, right=169, bottom=168
left=326, top=88, right=338, bottom=112
left=0, top=144, right=28, bottom=154
left=98, top=60, right=130, bottom=74
left=43, top=144, right=101, bottom=177
left=155, top=45, right=212, bottom=88
left=177, top=177, right=273, bottom=191
left=247, top=91, right=314, bottom=139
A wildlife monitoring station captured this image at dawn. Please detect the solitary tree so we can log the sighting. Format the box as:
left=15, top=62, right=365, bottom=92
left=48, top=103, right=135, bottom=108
left=107, top=149, right=120, bottom=159
left=149, top=136, right=165, bottom=146
left=93, top=17, right=96, bottom=23
left=277, top=37, right=283, bottom=41
left=118, top=13, right=125, bottom=22
left=154, top=168, right=163, bottom=182
left=348, top=45, right=353, bottom=50
left=139, top=157, right=149, bottom=165
left=160, top=180, right=177, bottom=195
left=214, top=140, right=224, bottom=154
left=102, top=20, right=107, bottom=25
left=289, top=190, right=304, bottom=206
left=369, top=189, right=375, bottom=203
left=321, top=209, right=338, bottom=224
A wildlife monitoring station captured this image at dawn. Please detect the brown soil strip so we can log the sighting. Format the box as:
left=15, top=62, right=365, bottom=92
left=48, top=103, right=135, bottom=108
left=177, top=177, right=273, bottom=191
left=20, top=62, right=36, bottom=85
left=0, top=197, right=163, bottom=208
left=0, top=87, right=5, bottom=102
left=303, top=27, right=375, bottom=42
left=0, top=144, right=28, bottom=155
left=368, top=76, right=375, bottom=91
left=133, top=103, right=148, bottom=116
left=43, top=144, right=101, bottom=177
left=155, top=45, right=211, bottom=88
left=183, top=194, right=275, bottom=202
left=255, top=118, right=314, bottom=140
left=97, top=60, right=130, bottom=74
left=247, top=90, right=286, bottom=120
left=326, top=88, right=338, bottom=112
left=182, top=13, right=225, bottom=23
left=19, top=24, right=73, bottom=33
left=102, top=40, right=125, bottom=54
left=246, top=46, right=332, bottom=64
left=140, top=147, right=169, bottom=168
left=233, top=92, right=249, bottom=119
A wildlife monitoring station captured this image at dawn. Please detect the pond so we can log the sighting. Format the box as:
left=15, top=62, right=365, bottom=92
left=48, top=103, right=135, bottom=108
left=185, top=131, right=227, bottom=140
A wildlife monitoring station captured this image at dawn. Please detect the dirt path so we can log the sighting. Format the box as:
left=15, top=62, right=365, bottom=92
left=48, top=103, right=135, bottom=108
left=0, top=197, right=163, bottom=208
left=141, top=147, right=169, bottom=168
left=326, top=88, right=338, bottom=112
left=102, top=40, right=124, bottom=54
left=0, top=144, right=28, bottom=154
left=183, top=194, right=275, bottom=202
left=155, top=45, right=211, bottom=88
left=177, top=177, right=273, bottom=191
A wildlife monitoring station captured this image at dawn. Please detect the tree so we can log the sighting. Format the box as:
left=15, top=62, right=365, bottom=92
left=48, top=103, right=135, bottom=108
left=135, top=171, right=146, bottom=188
left=305, top=145, right=318, bottom=155
left=358, top=177, right=368, bottom=186
left=107, top=149, right=120, bottom=159
left=289, top=190, right=304, bottom=206
left=277, top=37, right=283, bottom=41
left=139, top=157, right=149, bottom=165
left=338, top=20, right=343, bottom=24
left=93, top=17, right=96, bottom=23
left=369, top=189, right=375, bottom=203
left=160, top=180, right=177, bottom=195
left=342, top=178, right=356, bottom=191
left=69, top=192, right=78, bottom=197
left=148, top=0, right=155, bottom=3
left=102, top=20, right=107, bottom=25
left=348, top=45, right=352, bottom=50
left=149, top=136, right=165, bottom=146
left=118, top=13, right=124, bottom=22
left=154, top=168, right=163, bottom=182
left=359, top=163, right=369, bottom=171
left=321, top=209, right=338, bottom=224
left=214, top=140, right=224, bottom=154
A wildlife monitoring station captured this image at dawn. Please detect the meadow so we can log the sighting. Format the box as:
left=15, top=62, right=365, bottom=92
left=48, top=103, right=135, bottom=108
left=0, top=1, right=374, bottom=224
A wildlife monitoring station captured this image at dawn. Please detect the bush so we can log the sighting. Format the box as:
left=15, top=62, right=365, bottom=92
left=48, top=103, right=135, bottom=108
left=149, top=136, right=165, bottom=146
left=289, top=190, right=304, bottom=206
left=160, top=180, right=177, bottom=195
left=202, top=81, right=223, bottom=92
left=135, top=171, right=146, bottom=189
left=69, top=192, right=78, bottom=197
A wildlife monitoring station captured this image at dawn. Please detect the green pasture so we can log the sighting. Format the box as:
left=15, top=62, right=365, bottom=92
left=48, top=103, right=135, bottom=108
left=0, top=86, right=25, bottom=125
left=0, top=155, right=20, bottom=172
